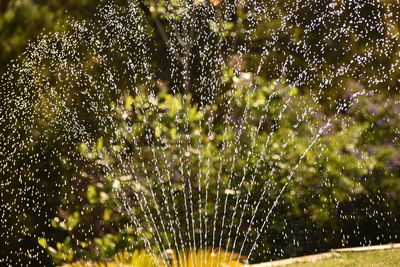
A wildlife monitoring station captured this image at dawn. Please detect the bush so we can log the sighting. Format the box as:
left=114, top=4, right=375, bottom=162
left=40, top=80, right=400, bottom=264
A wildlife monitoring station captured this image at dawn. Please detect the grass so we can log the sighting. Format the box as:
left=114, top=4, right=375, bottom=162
left=285, top=249, right=400, bottom=267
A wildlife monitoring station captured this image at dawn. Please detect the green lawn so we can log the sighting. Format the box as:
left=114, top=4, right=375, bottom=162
left=285, top=249, right=400, bottom=267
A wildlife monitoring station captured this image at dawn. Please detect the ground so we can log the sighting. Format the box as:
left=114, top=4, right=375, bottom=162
left=284, top=249, right=400, bottom=267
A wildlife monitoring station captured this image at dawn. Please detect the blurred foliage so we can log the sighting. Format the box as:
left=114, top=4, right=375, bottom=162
left=0, top=0, right=400, bottom=266
left=2, top=0, right=400, bottom=98
left=0, top=0, right=102, bottom=72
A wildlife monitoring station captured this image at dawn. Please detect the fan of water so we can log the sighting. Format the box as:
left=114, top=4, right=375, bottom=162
left=1, top=0, right=399, bottom=266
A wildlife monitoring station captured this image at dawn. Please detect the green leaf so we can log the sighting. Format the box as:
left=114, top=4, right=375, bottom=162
left=87, top=185, right=98, bottom=204
left=124, top=95, right=134, bottom=110
left=96, top=137, right=103, bottom=151
left=38, top=237, right=48, bottom=248
left=67, top=212, right=80, bottom=230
